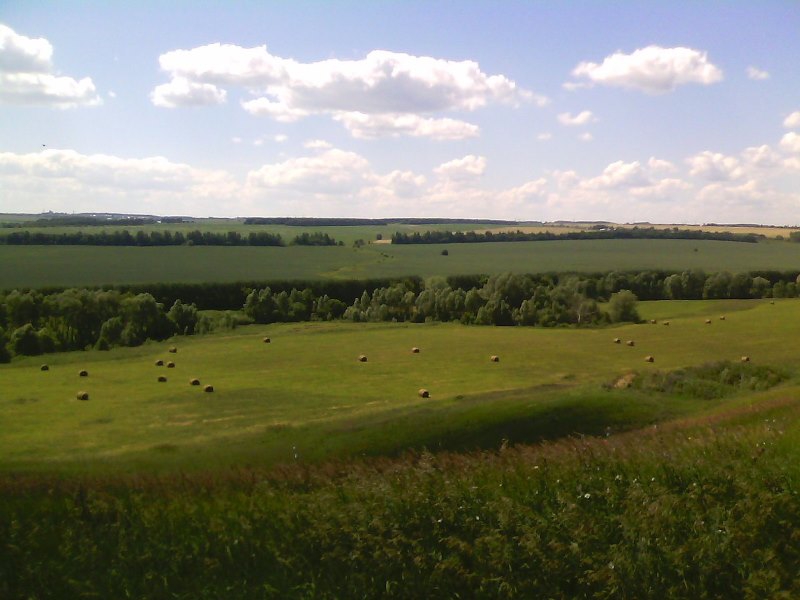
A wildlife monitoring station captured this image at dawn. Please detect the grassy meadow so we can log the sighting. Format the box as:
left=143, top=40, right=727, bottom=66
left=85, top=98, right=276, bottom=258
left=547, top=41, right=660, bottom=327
left=2, top=298, right=798, bottom=475
left=3, top=299, right=800, bottom=597
left=3, top=238, right=800, bottom=288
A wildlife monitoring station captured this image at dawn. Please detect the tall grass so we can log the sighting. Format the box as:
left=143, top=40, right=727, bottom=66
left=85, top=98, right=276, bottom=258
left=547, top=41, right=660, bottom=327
left=3, top=396, right=800, bottom=599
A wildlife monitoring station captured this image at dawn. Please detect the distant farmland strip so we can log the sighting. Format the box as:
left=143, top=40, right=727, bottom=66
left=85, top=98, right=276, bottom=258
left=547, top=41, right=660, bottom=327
left=391, top=226, right=762, bottom=244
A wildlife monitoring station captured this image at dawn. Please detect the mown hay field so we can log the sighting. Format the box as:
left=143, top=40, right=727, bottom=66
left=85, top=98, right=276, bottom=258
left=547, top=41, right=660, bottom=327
left=3, top=238, right=800, bottom=289
left=2, top=298, right=799, bottom=475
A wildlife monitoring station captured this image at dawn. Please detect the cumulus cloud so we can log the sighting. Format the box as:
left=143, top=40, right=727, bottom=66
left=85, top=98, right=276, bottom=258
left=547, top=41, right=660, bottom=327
left=780, top=132, right=800, bottom=154
left=0, top=149, right=235, bottom=213
left=150, top=77, right=226, bottom=107
left=153, top=43, right=542, bottom=138
left=304, top=139, right=332, bottom=150
left=246, top=148, right=371, bottom=195
left=581, top=160, right=649, bottom=190
left=686, top=151, right=743, bottom=181
left=0, top=23, right=101, bottom=108
left=333, top=112, right=479, bottom=140
left=746, top=66, right=770, bottom=80
left=434, top=155, right=487, bottom=179
left=557, top=110, right=595, bottom=126
left=578, top=132, right=593, bottom=142
left=784, top=111, right=800, bottom=129
left=570, top=46, right=723, bottom=94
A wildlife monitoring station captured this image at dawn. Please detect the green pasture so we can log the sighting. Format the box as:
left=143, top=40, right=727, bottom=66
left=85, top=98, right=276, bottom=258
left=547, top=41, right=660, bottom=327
left=3, top=238, right=800, bottom=289
left=2, top=298, right=798, bottom=474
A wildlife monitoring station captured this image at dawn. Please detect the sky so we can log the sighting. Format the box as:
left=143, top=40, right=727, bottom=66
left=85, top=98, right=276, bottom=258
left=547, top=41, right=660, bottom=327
left=1, top=1, right=799, bottom=224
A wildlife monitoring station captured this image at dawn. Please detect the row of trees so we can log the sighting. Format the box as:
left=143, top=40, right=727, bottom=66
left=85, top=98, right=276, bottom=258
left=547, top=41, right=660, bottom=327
left=4, top=269, right=800, bottom=361
left=391, top=227, right=762, bottom=244
left=0, top=230, right=341, bottom=247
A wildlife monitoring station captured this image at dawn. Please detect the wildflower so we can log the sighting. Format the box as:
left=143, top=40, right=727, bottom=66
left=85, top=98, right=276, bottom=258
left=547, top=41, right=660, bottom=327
left=615, top=474, right=622, bottom=481
left=584, top=493, right=591, bottom=499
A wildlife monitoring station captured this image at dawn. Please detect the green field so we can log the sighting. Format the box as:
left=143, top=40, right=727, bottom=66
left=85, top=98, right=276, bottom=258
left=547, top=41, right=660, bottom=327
left=2, top=298, right=797, bottom=475
left=4, top=299, right=800, bottom=597
left=3, top=238, right=800, bottom=289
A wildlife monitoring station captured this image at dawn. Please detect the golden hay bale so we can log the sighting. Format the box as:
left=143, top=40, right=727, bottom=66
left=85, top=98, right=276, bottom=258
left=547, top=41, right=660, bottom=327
left=663, top=321, right=670, bottom=326
left=719, top=315, right=726, bottom=320
left=168, top=347, right=178, bottom=353
left=613, top=337, right=621, bottom=344
left=263, top=337, right=271, bottom=344
left=649, top=319, right=657, bottom=324
left=418, top=388, right=430, bottom=398
left=626, top=340, right=635, bottom=347
left=705, top=319, right=712, bottom=324
left=358, top=355, right=368, bottom=362
left=76, top=391, right=89, bottom=401
left=189, top=378, right=200, bottom=386
left=40, top=364, right=49, bottom=371
left=166, top=361, right=175, bottom=368
left=155, top=359, right=164, bottom=367
left=770, top=300, right=775, bottom=305
left=78, top=370, right=88, bottom=377
left=490, top=355, right=500, bottom=362
left=644, top=355, right=654, bottom=363
left=741, top=356, right=751, bottom=363
left=411, top=347, right=420, bottom=353
left=204, top=384, right=214, bottom=393
left=158, top=376, right=167, bottom=382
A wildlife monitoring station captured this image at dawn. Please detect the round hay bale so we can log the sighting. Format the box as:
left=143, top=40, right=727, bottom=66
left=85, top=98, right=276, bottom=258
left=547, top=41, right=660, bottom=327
left=490, top=355, right=500, bottom=362
left=719, top=315, right=726, bottom=320
left=663, top=321, right=670, bottom=326
left=644, top=355, right=654, bottom=363
left=40, top=364, right=49, bottom=371
left=76, top=391, right=89, bottom=401
left=649, top=319, right=657, bottom=325
left=204, top=384, right=214, bottom=393
left=263, top=337, right=271, bottom=344
left=168, top=347, right=178, bottom=353
left=358, top=355, right=368, bottom=362
left=189, top=378, right=200, bottom=386
left=741, top=356, right=751, bottom=363
left=166, top=361, right=175, bottom=368
left=705, top=319, right=712, bottom=324
left=155, top=359, right=164, bottom=367
left=418, top=388, right=430, bottom=398
left=78, top=370, right=88, bottom=377
left=770, top=300, right=775, bottom=305
left=626, top=340, right=635, bottom=347
left=158, top=376, right=167, bottom=382
left=411, top=347, right=420, bottom=353
left=613, top=337, right=621, bottom=344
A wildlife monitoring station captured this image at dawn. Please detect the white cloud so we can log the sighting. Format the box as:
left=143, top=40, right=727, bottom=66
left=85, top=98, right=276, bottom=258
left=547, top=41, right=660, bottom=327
left=246, top=148, right=371, bottom=195
left=150, top=77, right=226, bottom=107
left=687, top=151, right=744, bottom=181
left=0, top=23, right=101, bottom=108
left=304, top=139, right=332, bottom=150
left=582, top=160, right=649, bottom=190
left=537, top=132, right=552, bottom=141
left=579, top=132, right=593, bottom=142
left=746, top=66, right=769, bottom=81
left=557, top=110, right=595, bottom=126
left=780, top=132, right=800, bottom=154
left=783, top=111, right=800, bottom=129
left=153, top=43, right=542, bottom=138
left=0, top=149, right=236, bottom=213
left=741, top=144, right=782, bottom=169
left=274, top=134, right=288, bottom=143
left=647, top=157, right=676, bottom=172
left=434, top=155, right=487, bottom=179
left=333, top=112, right=479, bottom=140
left=570, top=46, right=723, bottom=94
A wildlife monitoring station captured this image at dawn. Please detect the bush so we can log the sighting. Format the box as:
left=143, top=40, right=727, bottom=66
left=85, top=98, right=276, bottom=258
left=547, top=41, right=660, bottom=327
left=607, top=290, right=639, bottom=323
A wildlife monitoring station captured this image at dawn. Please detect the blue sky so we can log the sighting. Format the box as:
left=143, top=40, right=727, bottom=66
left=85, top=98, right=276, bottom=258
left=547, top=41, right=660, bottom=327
left=1, top=1, right=799, bottom=223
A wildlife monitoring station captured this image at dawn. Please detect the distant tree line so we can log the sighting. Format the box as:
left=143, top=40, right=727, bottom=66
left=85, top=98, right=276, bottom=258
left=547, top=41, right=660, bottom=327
left=0, top=230, right=342, bottom=247
left=4, top=268, right=800, bottom=361
left=391, top=227, right=763, bottom=244
left=243, top=217, right=519, bottom=226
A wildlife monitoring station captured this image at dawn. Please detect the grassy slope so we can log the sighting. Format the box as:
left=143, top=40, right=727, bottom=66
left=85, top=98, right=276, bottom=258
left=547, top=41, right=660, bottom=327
left=2, top=298, right=798, bottom=475
left=2, top=238, right=800, bottom=288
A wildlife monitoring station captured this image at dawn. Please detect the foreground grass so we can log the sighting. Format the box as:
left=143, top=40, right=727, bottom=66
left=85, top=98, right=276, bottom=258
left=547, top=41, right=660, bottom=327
left=3, top=238, right=800, bottom=288
left=2, top=395, right=800, bottom=598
